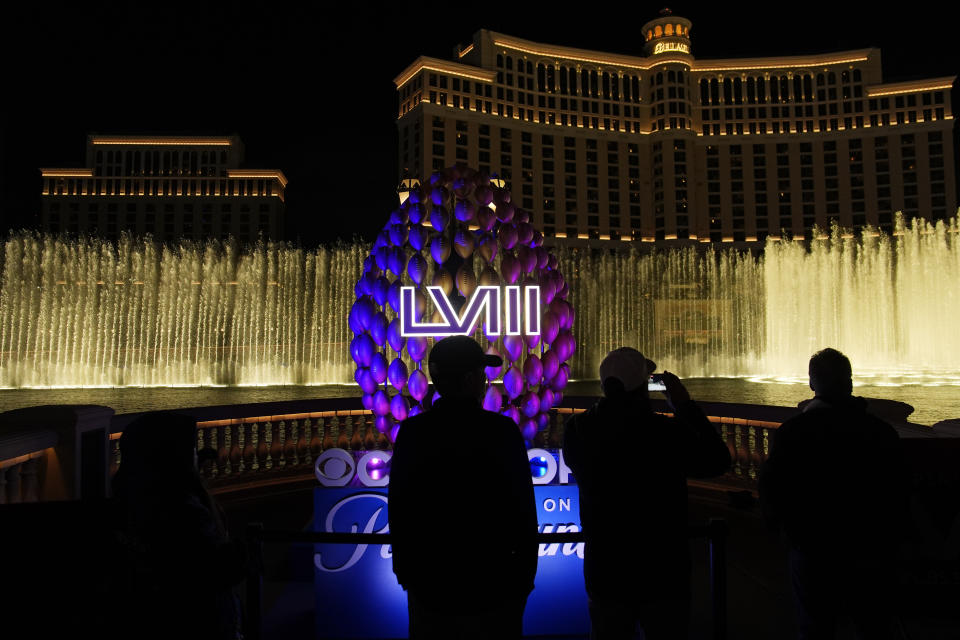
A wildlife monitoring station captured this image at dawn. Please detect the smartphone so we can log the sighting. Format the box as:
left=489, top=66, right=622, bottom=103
left=647, top=373, right=665, bottom=391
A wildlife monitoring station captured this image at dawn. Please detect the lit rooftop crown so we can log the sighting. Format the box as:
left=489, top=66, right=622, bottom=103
left=642, top=8, right=692, bottom=58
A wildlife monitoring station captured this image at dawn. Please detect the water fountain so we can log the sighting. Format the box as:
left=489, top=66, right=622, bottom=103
left=1, top=215, right=958, bottom=388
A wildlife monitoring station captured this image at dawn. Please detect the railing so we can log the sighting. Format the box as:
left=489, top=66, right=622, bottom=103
left=4, top=397, right=782, bottom=502
left=244, top=519, right=730, bottom=640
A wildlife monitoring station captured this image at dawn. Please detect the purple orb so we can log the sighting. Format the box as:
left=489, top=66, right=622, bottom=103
left=375, top=415, right=394, bottom=434
left=390, top=394, right=409, bottom=422
left=408, top=202, right=426, bottom=224
left=541, top=349, right=560, bottom=382
left=536, top=411, right=551, bottom=430
left=352, top=333, right=375, bottom=367
left=430, top=207, right=449, bottom=233
left=520, top=419, right=538, bottom=442
left=521, top=391, right=541, bottom=418
left=501, top=253, right=521, bottom=284
left=356, top=368, right=377, bottom=395
left=370, top=352, right=388, bottom=384
left=372, top=390, right=390, bottom=416
left=407, top=253, right=427, bottom=285
left=372, top=276, right=390, bottom=306
left=407, top=336, right=428, bottom=362
left=387, top=280, right=403, bottom=314
left=523, top=355, right=543, bottom=386
left=407, top=369, right=429, bottom=401
left=361, top=393, right=374, bottom=411
left=388, top=357, right=409, bottom=391
left=369, top=312, right=389, bottom=347
left=541, top=311, right=560, bottom=345
left=503, top=366, right=524, bottom=399
left=503, top=335, right=524, bottom=362
left=408, top=224, right=428, bottom=251
left=482, top=385, right=503, bottom=413
left=387, top=318, right=405, bottom=353
left=498, top=224, right=519, bottom=250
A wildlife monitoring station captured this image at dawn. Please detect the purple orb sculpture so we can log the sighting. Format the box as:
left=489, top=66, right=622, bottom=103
left=351, top=166, right=576, bottom=442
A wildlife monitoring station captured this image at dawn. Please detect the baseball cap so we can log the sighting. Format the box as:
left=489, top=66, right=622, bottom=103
left=428, top=336, right=503, bottom=379
left=599, top=347, right=657, bottom=393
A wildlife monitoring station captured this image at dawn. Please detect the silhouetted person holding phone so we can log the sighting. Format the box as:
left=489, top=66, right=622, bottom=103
left=389, top=336, right=538, bottom=639
left=759, top=348, right=906, bottom=639
left=111, top=412, right=247, bottom=640
left=563, top=347, right=731, bottom=639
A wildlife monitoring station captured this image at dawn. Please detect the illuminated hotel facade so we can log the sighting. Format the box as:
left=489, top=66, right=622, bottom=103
left=394, top=13, right=956, bottom=244
left=40, top=135, right=288, bottom=243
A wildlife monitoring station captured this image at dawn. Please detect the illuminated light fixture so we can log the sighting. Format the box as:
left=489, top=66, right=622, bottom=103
left=699, top=238, right=711, bottom=243
left=693, top=53, right=871, bottom=73
left=598, top=234, right=610, bottom=240
left=555, top=232, right=567, bottom=238
left=41, top=168, right=94, bottom=177
left=620, top=236, right=632, bottom=242
left=722, top=237, right=733, bottom=242
left=90, top=137, right=233, bottom=146
left=489, top=173, right=506, bottom=189
left=577, top=233, right=589, bottom=239
left=394, top=57, right=495, bottom=88
left=457, top=43, right=474, bottom=58
left=867, top=83, right=954, bottom=97
left=664, top=234, right=677, bottom=240
left=227, top=170, right=289, bottom=187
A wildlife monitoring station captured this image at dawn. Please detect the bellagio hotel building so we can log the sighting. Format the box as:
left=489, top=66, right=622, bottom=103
left=394, top=12, right=956, bottom=244
left=40, top=135, right=287, bottom=243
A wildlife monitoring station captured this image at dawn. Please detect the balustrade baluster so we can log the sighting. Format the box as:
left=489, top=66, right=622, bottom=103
left=747, top=427, right=759, bottom=479
left=278, top=420, right=288, bottom=468
left=263, top=421, right=273, bottom=471
left=321, top=416, right=334, bottom=450
left=251, top=423, right=261, bottom=472
left=224, top=423, right=234, bottom=476
left=209, top=427, right=219, bottom=478
left=289, top=420, right=300, bottom=467
left=238, top=423, right=247, bottom=474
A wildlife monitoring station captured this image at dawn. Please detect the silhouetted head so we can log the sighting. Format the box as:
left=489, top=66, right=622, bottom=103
left=428, top=336, right=502, bottom=401
left=599, top=347, right=656, bottom=400
left=113, top=412, right=199, bottom=497
left=808, top=348, right=853, bottom=401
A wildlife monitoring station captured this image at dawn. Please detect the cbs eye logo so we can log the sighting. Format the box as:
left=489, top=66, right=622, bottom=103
left=315, top=448, right=393, bottom=487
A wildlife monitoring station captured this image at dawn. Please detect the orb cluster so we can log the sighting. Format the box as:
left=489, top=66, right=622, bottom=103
left=350, top=166, right=576, bottom=443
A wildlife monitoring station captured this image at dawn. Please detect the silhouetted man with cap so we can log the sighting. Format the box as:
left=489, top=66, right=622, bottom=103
left=389, top=336, right=538, bottom=639
left=759, top=348, right=906, bottom=639
left=563, top=347, right=731, bottom=640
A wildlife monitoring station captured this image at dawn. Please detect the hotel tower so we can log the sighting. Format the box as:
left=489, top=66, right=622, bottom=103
left=40, top=135, right=288, bottom=243
left=394, top=11, right=956, bottom=244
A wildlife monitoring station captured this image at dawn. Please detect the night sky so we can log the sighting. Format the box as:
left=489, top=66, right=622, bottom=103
left=2, top=2, right=956, bottom=246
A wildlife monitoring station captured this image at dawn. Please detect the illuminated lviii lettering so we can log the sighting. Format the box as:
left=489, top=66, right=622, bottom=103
left=400, top=285, right=540, bottom=337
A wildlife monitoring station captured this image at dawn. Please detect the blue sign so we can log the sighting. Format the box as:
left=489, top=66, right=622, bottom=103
left=313, top=485, right=589, bottom=639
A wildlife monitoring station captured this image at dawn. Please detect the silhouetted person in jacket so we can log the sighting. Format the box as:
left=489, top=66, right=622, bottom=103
left=563, top=347, right=731, bottom=639
left=111, top=412, right=246, bottom=640
left=389, top=336, right=538, bottom=640
left=759, top=348, right=906, bottom=639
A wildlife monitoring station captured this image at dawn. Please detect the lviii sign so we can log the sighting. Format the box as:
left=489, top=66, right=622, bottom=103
left=399, top=285, right=541, bottom=337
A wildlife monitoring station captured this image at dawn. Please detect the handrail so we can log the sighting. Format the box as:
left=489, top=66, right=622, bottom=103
left=243, top=519, right=729, bottom=640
